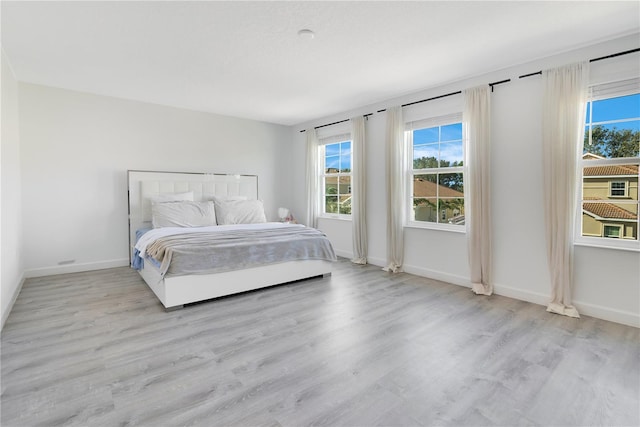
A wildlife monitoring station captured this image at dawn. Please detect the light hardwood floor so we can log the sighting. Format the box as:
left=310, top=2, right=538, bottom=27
left=2, top=258, right=639, bottom=426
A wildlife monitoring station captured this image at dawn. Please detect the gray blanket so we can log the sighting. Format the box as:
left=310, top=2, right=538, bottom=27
left=145, top=226, right=337, bottom=277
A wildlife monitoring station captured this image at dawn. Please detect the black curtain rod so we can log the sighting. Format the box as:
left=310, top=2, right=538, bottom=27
left=377, top=90, right=461, bottom=113
left=489, top=78, right=511, bottom=92
left=377, top=78, right=510, bottom=113
left=591, top=47, right=640, bottom=63
left=519, top=47, right=640, bottom=79
left=299, top=113, right=372, bottom=133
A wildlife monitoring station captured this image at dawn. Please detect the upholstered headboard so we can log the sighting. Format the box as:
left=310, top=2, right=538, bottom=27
left=127, top=170, right=258, bottom=262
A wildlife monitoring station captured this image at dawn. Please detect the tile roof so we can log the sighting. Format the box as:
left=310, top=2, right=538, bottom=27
left=583, top=164, right=638, bottom=177
left=583, top=201, right=637, bottom=220
left=413, top=178, right=464, bottom=198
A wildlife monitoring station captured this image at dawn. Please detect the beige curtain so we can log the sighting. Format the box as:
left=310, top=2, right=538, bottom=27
left=463, top=86, right=493, bottom=295
left=305, top=128, right=320, bottom=228
left=350, top=116, right=367, bottom=264
left=384, top=106, right=405, bottom=272
left=542, top=62, right=589, bottom=318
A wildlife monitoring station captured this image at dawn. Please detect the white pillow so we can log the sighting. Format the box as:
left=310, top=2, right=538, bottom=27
left=149, top=191, right=194, bottom=204
left=214, top=199, right=267, bottom=225
left=210, top=195, right=248, bottom=202
left=152, top=201, right=217, bottom=228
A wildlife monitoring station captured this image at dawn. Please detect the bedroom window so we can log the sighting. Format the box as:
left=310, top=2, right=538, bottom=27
left=579, top=79, right=639, bottom=250
left=406, top=114, right=465, bottom=230
left=320, top=137, right=352, bottom=217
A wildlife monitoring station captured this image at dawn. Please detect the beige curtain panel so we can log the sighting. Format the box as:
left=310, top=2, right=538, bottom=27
left=350, top=116, right=368, bottom=265
left=385, top=106, right=405, bottom=273
left=305, top=128, right=320, bottom=229
left=463, top=85, right=493, bottom=295
left=541, top=62, right=589, bottom=318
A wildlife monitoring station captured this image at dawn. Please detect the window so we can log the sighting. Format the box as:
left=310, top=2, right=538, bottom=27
left=321, top=138, right=352, bottom=217
left=579, top=80, right=639, bottom=249
left=407, top=115, right=464, bottom=230
left=610, top=181, right=628, bottom=197
left=603, top=224, right=623, bottom=238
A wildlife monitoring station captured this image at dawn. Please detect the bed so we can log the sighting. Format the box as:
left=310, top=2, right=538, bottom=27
left=128, top=170, right=336, bottom=309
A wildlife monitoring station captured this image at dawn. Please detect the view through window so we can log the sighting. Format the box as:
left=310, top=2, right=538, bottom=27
left=408, top=121, right=465, bottom=228
left=581, top=88, right=639, bottom=246
left=321, top=140, right=352, bottom=216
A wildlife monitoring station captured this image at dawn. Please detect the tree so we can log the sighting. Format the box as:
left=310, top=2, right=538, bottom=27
left=584, top=126, right=640, bottom=158
left=413, top=156, right=464, bottom=170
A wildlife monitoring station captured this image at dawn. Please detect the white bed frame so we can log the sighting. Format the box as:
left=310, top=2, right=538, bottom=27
left=128, top=170, right=332, bottom=309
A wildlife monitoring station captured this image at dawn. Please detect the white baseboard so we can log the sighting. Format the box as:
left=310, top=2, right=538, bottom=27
left=402, top=263, right=472, bottom=289
left=1, top=273, right=25, bottom=331
left=572, top=300, right=639, bottom=328
left=24, top=258, right=129, bottom=278
left=366, top=256, right=386, bottom=268
left=492, top=283, right=549, bottom=307
left=491, top=282, right=639, bottom=328
left=367, top=259, right=639, bottom=328
left=333, top=249, right=353, bottom=259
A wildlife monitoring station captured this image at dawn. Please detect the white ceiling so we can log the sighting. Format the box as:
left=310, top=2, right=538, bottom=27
left=2, top=1, right=639, bottom=126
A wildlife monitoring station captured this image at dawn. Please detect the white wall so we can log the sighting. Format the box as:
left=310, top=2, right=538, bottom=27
left=18, top=83, right=292, bottom=277
left=291, top=34, right=640, bottom=327
left=1, top=48, right=24, bottom=328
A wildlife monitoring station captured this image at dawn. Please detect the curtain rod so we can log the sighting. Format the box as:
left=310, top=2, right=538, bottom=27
left=299, top=113, right=373, bottom=133
left=376, top=78, right=510, bottom=113
left=519, top=47, right=640, bottom=79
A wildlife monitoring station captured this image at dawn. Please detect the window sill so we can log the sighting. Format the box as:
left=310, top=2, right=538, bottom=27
left=404, top=221, right=466, bottom=234
left=318, top=215, right=352, bottom=222
left=574, top=238, right=639, bottom=252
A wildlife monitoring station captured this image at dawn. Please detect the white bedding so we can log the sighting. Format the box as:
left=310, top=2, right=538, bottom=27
left=135, top=222, right=303, bottom=260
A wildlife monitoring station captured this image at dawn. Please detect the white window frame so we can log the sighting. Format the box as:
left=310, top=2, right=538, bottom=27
left=405, top=113, right=465, bottom=232
left=318, top=133, right=352, bottom=220
left=576, top=79, right=639, bottom=252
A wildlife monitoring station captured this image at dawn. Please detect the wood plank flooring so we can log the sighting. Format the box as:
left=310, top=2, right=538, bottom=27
left=2, top=258, right=639, bottom=426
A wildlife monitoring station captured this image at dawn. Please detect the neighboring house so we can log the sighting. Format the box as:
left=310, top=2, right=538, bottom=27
left=412, top=177, right=465, bottom=224
left=582, top=153, right=639, bottom=239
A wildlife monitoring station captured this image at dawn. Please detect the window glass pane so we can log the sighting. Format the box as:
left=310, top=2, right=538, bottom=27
left=325, top=155, right=339, bottom=173
left=438, top=198, right=465, bottom=225
left=413, top=127, right=439, bottom=144
left=413, top=144, right=439, bottom=169
left=413, top=198, right=437, bottom=222
left=325, top=176, right=338, bottom=195
left=438, top=173, right=464, bottom=195
left=440, top=141, right=463, bottom=166
left=340, top=141, right=351, bottom=156
left=413, top=174, right=437, bottom=198
left=325, top=143, right=340, bottom=156
left=592, top=94, right=640, bottom=123
left=340, top=153, right=352, bottom=172
left=441, top=123, right=462, bottom=142
left=339, top=195, right=352, bottom=215
left=584, top=122, right=640, bottom=159
left=339, top=176, right=351, bottom=195
left=325, top=196, right=338, bottom=214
